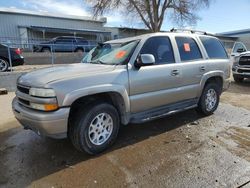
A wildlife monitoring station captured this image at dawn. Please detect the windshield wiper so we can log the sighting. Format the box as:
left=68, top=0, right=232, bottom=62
left=89, top=60, right=107, bottom=65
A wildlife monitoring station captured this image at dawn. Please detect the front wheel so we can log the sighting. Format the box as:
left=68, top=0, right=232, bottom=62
left=69, top=103, right=120, bottom=154
left=197, top=83, right=220, bottom=116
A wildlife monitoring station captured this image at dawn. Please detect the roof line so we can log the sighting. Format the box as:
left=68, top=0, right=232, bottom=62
left=218, top=28, right=250, bottom=36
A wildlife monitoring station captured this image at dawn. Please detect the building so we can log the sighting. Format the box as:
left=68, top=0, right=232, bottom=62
left=0, top=8, right=111, bottom=47
left=104, top=27, right=150, bottom=39
left=218, top=29, right=250, bottom=50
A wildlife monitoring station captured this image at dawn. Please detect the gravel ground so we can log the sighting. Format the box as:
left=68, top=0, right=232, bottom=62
left=0, top=80, right=249, bottom=188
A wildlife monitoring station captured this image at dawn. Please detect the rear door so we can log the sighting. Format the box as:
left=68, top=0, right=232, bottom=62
left=174, top=36, right=207, bottom=100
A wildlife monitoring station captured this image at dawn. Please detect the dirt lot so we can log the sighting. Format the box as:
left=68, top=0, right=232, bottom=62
left=0, top=80, right=250, bottom=188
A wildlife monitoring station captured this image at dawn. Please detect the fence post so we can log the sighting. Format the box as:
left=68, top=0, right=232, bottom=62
left=51, top=44, right=54, bottom=66
left=7, top=41, right=13, bottom=72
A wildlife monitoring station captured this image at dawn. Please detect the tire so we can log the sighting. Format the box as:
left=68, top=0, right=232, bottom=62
left=233, top=75, right=244, bottom=83
left=41, top=47, right=51, bottom=53
left=196, top=83, right=220, bottom=116
left=69, top=102, right=120, bottom=154
left=0, top=58, right=9, bottom=72
left=75, top=48, right=84, bottom=53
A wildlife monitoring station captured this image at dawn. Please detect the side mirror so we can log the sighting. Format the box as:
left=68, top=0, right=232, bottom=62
left=135, top=54, right=155, bottom=68
left=237, top=48, right=245, bottom=53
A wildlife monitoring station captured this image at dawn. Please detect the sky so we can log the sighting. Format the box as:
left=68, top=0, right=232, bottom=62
left=0, top=0, right=250, bottom=33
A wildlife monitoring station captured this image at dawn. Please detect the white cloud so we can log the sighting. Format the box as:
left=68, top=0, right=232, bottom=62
left=23, top=0, right=90, bottom=16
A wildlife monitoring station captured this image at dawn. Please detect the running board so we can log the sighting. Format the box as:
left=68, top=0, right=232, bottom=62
left=130, top=99, right=198, bottom=124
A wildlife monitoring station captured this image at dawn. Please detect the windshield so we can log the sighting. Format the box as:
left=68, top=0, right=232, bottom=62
left=82, top=40, right=139, bottom=65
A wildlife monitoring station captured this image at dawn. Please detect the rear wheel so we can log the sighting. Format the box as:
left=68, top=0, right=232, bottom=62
left=197, top=83, right=220, bottom=116
left=69, top=102, right=120, bottom=154
left=233, top=75, right=244, bottom=83
left=41, top=47, right=51, bottom=53
left=0, top=58, right=9, bottom=72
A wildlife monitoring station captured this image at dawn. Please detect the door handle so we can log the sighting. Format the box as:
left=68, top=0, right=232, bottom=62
left=200, top=66, right=206, bottom=72
left=171, top=70, right=179, bottom=76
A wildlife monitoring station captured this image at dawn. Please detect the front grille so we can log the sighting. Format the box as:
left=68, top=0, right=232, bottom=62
left=17, top=85, right=30, bottom=94
left=18, top=97, right=30, bottom=106
left=239, top=56, right=250, bottom=66
left=238, top=69, right=250, bottom=74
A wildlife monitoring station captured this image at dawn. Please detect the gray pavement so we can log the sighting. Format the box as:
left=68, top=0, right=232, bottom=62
left=0, top=83, right=250, bottom=188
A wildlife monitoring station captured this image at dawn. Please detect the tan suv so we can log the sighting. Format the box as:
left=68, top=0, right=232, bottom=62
left=13, top=30, right=231, bottom=154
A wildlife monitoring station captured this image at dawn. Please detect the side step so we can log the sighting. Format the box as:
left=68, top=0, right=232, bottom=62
left=130, top=99, right=198, bottom=124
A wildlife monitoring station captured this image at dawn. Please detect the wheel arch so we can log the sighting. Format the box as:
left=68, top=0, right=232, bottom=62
left=67, top=90, right=130, bottom=126
left=198, top=71, right=224, bottom=97
left=0, top=56, right=9, bottom=63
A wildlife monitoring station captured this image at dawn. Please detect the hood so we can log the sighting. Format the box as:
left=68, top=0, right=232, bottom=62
left=18, top=63, right=116, bottom=87
left=234, top=51, right=250, bottom=57
left=239, top=51, right=250, bottom=56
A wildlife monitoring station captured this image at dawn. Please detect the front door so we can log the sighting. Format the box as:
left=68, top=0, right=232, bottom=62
left=128, top=36, right=184, bottom=113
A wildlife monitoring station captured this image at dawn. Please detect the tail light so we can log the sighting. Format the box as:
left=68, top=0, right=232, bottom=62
left=15, top=48, right=22, bottom=55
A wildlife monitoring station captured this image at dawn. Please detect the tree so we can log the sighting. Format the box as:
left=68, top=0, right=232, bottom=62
left=86, top=0, right=210, bottom=32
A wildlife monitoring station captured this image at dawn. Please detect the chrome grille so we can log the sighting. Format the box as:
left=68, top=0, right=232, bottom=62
left=17, top=85, right=30, bottom=95
left=239, top=56, right=250, bottom=66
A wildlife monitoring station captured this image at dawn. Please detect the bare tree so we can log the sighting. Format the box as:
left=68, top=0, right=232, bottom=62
left=86, top=0, right=210, bottom=32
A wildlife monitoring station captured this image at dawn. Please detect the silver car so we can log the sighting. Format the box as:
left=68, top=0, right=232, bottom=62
left=13, top=31, right=231, bottom=154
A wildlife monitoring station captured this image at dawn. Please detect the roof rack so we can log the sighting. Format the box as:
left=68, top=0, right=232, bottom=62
left=170, top=28, right=214, bottom=36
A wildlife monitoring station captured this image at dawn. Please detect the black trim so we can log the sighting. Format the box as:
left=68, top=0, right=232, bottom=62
left=130, top=98, right=198, bottom=124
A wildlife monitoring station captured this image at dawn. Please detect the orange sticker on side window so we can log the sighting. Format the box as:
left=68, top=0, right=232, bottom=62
left=115, top=50, right=127, bottom=59
left=184, top=43, right=191, bottom=52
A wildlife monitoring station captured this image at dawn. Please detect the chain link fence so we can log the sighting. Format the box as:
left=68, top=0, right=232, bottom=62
left=0, top=37, right=98, bottom=73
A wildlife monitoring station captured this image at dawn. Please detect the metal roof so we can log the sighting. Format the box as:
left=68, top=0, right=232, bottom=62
left=20, top=25, right=111, bottom=34
left=0, top=8, right=106, bottom=23
left=218, top=29, right=250, bottom=36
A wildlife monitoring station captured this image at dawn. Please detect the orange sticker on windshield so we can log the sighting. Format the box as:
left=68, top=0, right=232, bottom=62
left=184, top=43, right=191, bottom=52
left=115, top=50, right=127, bottom=59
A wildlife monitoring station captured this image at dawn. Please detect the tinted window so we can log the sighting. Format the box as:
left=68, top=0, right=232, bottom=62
left=140, top=36, right=175, bottom=64
left=232, top=42, right=247, bottom=53
left=55, top=38, right=73, bottom=43
left=176, top=37, right=202, bottom=61
left=76, top=39, right=88, bottom=44
left=200, top=37, right=228, bottom=59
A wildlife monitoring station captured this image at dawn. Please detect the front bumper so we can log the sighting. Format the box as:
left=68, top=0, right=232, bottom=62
left=232, top=66, right=250, bottom=78
left=12, top=97, right=69, bottom=139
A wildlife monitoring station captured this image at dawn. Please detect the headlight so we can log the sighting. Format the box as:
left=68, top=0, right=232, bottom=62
left=233, top=56, right=240, bottom=65
left=29, top=88, right=56, bottom=97
left=30, top=102, right=58, bottom=111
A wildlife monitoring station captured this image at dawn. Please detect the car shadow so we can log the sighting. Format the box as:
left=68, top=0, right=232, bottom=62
left=0, top=109, right=204, bottom=187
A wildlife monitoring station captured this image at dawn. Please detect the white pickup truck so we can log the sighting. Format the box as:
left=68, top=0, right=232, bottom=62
left=231, top=42, right=250, bottom=82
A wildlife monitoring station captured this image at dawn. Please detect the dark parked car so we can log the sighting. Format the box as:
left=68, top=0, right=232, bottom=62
left=33, top=36, right=96, bottom=53
left=0, top=44, right=24, bottom=72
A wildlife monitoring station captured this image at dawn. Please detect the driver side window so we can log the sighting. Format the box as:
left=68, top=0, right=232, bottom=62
left=140, top=36, right=175, bottom=64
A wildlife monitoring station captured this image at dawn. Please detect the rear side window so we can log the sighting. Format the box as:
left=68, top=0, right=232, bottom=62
left=140, top=36, right=175, bottom=64
left=200, top=37, right=228, bottom=59
left=175, top=37, right=202, bottom=61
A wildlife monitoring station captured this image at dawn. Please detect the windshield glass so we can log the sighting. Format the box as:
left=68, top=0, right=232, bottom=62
left=82, top=40, right=139, bottom=65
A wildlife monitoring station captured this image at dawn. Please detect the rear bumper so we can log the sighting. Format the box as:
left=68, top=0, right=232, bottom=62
left=12, top=97, right=69, bottom=139
left=12, top=56, right=24, bottom=67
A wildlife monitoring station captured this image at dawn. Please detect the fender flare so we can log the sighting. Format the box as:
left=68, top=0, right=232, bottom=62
left=62, top=84, right=130, bottom=113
